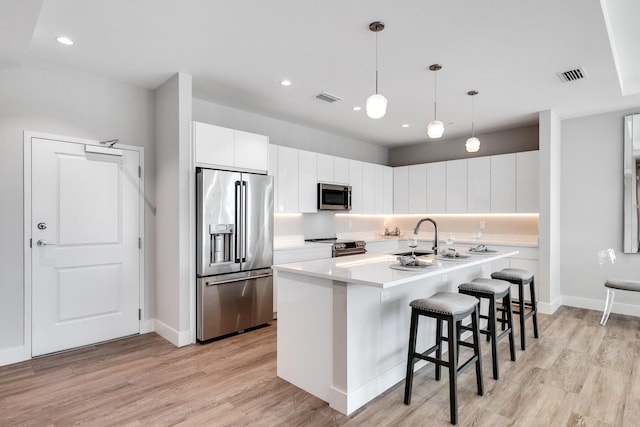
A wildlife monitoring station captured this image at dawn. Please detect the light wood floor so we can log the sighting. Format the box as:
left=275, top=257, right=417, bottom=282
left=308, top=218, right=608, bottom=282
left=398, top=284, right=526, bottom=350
left=1, top=306, right=639, bottom=426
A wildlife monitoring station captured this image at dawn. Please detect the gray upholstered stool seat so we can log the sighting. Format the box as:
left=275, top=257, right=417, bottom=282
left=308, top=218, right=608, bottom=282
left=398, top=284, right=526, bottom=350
left=458, top=278, right=516, bottom=380
left=410, top=291, right=479, bottom=315
left=405, top=291, right=483, bottom=425
left=491, top=268, right=539, bottom=351
left=458, top=278, right=511, bottom=295
left=605, top=279, right=640, bottom=292
left=490, top=268, right=534, bottom=282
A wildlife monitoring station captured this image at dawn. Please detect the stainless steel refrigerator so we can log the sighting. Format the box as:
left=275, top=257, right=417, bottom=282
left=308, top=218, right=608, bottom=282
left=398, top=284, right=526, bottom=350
left=196, top=168, right=274, bottom=341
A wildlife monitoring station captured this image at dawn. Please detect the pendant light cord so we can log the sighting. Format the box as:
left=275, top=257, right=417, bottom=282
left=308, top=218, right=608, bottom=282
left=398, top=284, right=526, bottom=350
left=471, top=93, right=475, bottom=137
left=433, top=69, right=437, bottom=119
left=375, top=31, right=379, bottom=94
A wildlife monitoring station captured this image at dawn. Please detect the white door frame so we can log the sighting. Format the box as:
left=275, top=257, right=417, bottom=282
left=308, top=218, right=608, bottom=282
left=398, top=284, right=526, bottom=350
left=23, top=131, right=145, bottom=359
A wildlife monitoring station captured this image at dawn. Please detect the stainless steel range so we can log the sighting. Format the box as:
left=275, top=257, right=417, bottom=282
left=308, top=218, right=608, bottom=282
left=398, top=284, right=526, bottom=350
left=305, top=237, right=367, bottom=257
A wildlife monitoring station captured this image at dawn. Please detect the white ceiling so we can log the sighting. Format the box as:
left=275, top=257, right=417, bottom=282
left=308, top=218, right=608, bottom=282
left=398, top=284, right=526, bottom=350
left=2, top=0, right=640, bottom=147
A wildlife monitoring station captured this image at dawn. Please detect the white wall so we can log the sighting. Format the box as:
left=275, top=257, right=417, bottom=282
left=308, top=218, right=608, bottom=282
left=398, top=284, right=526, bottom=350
left=0, top=65, right=155, bottom=361
left=192, top=98, right=388, bottom=165
left=560, top=107, right=640, bottom=313
left=153, top=73, right=193, bottom=346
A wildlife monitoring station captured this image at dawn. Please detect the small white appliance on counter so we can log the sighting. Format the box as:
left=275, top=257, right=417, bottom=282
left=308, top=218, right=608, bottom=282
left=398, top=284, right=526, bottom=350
left=196, top=168, right=274, bottom=341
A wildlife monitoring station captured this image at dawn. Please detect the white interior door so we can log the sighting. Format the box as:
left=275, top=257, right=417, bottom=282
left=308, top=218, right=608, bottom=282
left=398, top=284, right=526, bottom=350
left=31, top=137, right=141, bottom=356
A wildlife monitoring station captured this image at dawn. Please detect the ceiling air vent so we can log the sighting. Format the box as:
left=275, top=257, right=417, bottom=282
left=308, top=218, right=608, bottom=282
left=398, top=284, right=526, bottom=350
left=557, top=67, right=587, bottom=83
left=316, top=92, right=342, bottom=103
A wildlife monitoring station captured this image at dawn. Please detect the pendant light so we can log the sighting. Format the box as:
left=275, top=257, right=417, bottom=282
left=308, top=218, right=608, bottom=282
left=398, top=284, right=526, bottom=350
left=366, top=21, right=387, bottom=119
left=427, top=64, right=444, bottom=138
left=465, top=90, right=480, bottom=153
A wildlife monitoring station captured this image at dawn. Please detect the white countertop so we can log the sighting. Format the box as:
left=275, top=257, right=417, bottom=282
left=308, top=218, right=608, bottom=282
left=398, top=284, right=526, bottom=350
left=273, top=249, right=518, bottom=289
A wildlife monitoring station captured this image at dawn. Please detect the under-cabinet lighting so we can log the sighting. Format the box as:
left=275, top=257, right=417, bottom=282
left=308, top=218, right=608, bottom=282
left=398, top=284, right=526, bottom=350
left=274, top=213, right=302, bottom=217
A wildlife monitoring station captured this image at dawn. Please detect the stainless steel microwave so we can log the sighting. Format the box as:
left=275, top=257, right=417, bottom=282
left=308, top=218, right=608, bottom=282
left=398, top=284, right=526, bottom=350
left=318, top=183, right=352, bottom=211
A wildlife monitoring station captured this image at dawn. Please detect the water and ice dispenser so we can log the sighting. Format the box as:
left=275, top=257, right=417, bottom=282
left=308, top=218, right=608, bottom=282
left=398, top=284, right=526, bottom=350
left=209, top=224, right=234, bottom=264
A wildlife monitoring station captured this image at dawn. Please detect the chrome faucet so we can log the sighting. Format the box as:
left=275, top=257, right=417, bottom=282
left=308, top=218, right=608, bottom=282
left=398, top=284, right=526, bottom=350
left=413, top=218, right=439, bottom=255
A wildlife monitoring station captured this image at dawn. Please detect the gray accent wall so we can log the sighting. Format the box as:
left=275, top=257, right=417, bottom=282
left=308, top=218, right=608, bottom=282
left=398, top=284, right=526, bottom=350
left=388, top=124, right=538, bottom=166
left=193, top=98, right=388, bottom=165
left=0, top=65, right=155, bottom=360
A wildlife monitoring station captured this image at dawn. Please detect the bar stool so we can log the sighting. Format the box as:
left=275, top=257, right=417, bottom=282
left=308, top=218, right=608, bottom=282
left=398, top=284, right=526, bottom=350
left=404, top=292, right=483, bottom=425
left=458, top=278, right=516, bottom=380
left=491, top=268, right=539, bottom=350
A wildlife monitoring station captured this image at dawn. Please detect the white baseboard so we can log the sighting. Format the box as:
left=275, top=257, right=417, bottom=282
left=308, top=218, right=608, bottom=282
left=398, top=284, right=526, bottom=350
left=140, top=319, right=155, bottom=334
left=562, top=295, right=640, bottom=318
left=153, top=319, right=193, bottom=347
left=0, top=345, right=27, bottom=367
left=537, top=296, right=563, bottom=314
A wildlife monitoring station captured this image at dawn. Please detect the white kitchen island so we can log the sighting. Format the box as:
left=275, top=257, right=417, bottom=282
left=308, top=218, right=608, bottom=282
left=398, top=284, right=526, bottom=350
left=272, top=249, right=518, bottom=415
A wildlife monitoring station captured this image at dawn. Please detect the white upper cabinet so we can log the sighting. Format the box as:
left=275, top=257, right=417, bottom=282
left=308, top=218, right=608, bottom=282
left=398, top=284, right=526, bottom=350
left=393, top=166, right=409, bottom=214
left=334, top=157, right=350, bottom=185
left=491, top=153, right=516, bottom=213
left=383, top=166, right=393, bottom=214
left=516, top=151, right=539, bottom=212
left=193, top=121, right=268, bottom=172
left=467, top=157, right=491, bottom=213
left=348, top=160, right=363, bottom=214
left=362, top=162, right=376, bottom=213
left=317, top=154, right=350, bottom=184
left=446, top=159, right=468, bottom=213
left=317, top=153, right=334, bottom=182
left=426, top=162, right=446, bottom=214
left=298, top=150, right=318, bottom=213
left=234, top=130, right=269, bottom=171
left=193, top=121, right=234, bottom=166
left=268, top=144, right=278, bottom=212
left=276, top=146, right=299, bottom=213
left=374, top=165, right=385, bottom=213
left=408, top=164, right=427, bottom=214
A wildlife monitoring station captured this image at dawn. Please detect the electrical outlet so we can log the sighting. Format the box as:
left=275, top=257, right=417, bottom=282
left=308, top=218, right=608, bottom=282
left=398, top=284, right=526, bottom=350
left=380, top=290, right=390, bottom=302
left=479, top=220, right=485, bottom=230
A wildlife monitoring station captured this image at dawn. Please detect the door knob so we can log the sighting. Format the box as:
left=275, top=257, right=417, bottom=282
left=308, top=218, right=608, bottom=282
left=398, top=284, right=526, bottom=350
left=36, top=239, right=55, bottom=247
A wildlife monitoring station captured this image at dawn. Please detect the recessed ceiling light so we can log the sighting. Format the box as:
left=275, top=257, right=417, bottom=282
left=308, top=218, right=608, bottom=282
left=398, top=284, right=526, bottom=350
left=56, top=36, right=74, bottom=46
left=280, top=80, right=292, bottom=86
left=353, top=106, right=362, bottom=111
left=402, top=124, right=410, bottom=128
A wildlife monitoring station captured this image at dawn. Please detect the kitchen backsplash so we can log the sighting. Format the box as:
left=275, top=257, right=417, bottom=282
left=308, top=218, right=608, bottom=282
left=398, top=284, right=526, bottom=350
left=275, top=212, right=538, bottom=240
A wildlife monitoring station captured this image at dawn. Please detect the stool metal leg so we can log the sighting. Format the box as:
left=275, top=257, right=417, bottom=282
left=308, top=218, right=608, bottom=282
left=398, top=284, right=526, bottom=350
left=600, top=288, right=615, bottom=326
left=471, top=306, right=484, bottom=397
left=504, top=293, right=516, bottom=362
left=518, top=282, right=526, bottom=350
left=403, top=309, right=419, bottom=405
left=435, top=318, right=443, bottom=381
left=447, top=317, right=458, bottom=425
left=530, top=278, right=539, bottom=339
left=488, top=297, right=499, bottom=380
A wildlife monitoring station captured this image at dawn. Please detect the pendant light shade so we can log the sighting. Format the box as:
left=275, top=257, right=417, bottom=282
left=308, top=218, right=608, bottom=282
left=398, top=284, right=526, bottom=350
left=466, top=90, right=480, bottom=153
left=427, top=120, right=444, bottom=139
left=427, top=64, right=444, bottom=138
left=366, top=93, right=387, bottom=119
left=366, top=21, right=386, bottom=119
left=465, top=136, right=480, bottom=152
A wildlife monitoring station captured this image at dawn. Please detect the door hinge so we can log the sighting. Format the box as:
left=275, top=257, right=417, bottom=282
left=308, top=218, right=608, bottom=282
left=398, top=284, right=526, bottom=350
left=138, top=309, right=142, bottom=320
left=138, top=237, right=142, bottom=249
left=29, top=238, right=32, bottom=248
left=138, top=166, right=142, bottom=178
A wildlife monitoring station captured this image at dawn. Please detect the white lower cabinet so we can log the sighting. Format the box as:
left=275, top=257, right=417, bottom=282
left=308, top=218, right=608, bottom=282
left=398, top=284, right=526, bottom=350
left=366, top=239, right=400, bottom=253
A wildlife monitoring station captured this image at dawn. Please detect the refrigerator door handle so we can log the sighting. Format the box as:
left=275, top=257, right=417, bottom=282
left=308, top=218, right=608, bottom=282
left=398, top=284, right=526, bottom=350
left=241, top=180, right=248, bottom=262
left=234, top=180, right=242, bottom=263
